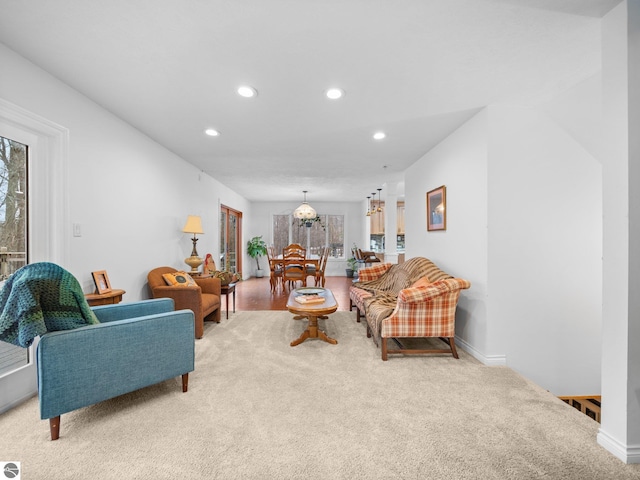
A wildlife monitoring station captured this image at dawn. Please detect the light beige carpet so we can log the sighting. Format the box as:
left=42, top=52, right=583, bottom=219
left=2, top=310, right=639, bottom=480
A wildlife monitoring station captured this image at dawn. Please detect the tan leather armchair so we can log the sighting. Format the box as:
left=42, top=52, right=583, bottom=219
left=147, top=267, right=221, bottom=339
left=355, top=248, right=381, bottom=266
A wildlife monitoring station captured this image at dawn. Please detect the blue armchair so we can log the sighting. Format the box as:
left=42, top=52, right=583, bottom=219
left=37, top=298, right=195, bottom=440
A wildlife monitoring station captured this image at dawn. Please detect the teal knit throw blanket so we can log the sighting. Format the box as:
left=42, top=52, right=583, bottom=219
left=0, top=262, right=99, bottom=347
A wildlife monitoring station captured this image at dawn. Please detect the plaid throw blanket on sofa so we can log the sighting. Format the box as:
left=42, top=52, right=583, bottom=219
left=0, top=262, right=99, bottom=347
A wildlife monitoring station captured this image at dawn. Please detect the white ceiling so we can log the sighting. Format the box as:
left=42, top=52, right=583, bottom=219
left=0, top=0, right=620, bottom=202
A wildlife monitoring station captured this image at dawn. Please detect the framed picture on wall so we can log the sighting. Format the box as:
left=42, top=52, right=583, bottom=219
left=427, top=185, right=446, bottom=231
left=91, top=270, right=112, bottom=294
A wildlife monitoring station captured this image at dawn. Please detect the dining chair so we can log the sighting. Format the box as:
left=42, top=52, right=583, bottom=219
left=282, top=244, right=307, bottom=291
left=312, top=246, right=330, bottom=287
left=266, top=245, right=283, bottom=293
left=283, top=243, right=306, bottom=258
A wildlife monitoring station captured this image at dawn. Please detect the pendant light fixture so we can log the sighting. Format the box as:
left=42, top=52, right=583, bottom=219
left=293, top=190, right=317, bottom=227
left=371, top=191, right=377, bottom=215
left=376, top=188, right=383, bottom=213
left=366, top=196, right=372, bottom=216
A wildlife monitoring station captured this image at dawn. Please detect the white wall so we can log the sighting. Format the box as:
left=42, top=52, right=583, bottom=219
left=248, top=200, right=364, bottom=277
left=598, top=0, right=640, bottom=463
left=488, top=104, right=602, bottom=395
left=405, top=96, right=602, bottom=395
left=0, top=43, right=250, bottom=299
left=405, top=109, right=490, bottom=358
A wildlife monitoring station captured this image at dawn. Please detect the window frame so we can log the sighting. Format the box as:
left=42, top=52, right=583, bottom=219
left=272, top=213, right=345, bottom=259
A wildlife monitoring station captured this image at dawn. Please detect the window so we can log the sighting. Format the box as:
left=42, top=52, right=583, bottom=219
left=272, top=214, right=344, bottom=258
left=0, top=135, right=28, bottom=377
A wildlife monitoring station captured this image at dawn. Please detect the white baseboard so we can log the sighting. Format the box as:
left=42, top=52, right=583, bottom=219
left=597, top=429, right=640, bottom=464
left=455, top=336, right=507, bottom=366
left=0, top=391, right=36, bottom=415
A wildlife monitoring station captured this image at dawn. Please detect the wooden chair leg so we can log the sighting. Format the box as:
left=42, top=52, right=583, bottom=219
left=182, top=373, right=189, bottom=392
left=449, top=337, right=459, bottom=359
left=381, top=337, right=388, bottom=361
left=50, top=416, right=61, bottom=440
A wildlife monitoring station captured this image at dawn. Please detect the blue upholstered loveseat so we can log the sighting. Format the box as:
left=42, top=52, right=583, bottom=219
left=37, top=298, right=195, bottom=440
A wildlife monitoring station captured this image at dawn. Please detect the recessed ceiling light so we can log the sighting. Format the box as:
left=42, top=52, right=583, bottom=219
left=373, top=132, right=386, bottom=140
left=204, top=128, right=220, bottom=137
left=325, top=88, right=345, bottom=100
left=237, top=85, right=257, bottom=98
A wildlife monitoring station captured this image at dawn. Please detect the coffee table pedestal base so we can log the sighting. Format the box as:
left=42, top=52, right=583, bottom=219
left=290, top=315, right=337, bottom=346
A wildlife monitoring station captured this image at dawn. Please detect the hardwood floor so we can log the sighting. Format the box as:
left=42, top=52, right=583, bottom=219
left=228, top=276, right=354, bottom=312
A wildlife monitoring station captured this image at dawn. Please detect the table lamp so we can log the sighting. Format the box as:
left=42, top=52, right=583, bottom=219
left=183, top=215, right=204, bottom=274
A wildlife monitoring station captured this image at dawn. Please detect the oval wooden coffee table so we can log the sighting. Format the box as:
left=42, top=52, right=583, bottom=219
left=286, top=287, right=338, bottom=347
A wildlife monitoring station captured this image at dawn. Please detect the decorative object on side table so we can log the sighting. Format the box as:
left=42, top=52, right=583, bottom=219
left=203, top=253, right=217, bottom=275
left=212, top=270, right=240, bottom=285
left=91, top=270, right=112, bottom=294
left=247, top=236, right=268, bottom=278
left=426, top=185, right=446, bottom=231
left=203, top=252, right=241, bottom=287
left=183, top=215, right=204, bottom=274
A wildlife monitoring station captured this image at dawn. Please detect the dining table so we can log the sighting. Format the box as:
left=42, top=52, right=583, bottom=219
left=273, top=254, right=320, bottom=270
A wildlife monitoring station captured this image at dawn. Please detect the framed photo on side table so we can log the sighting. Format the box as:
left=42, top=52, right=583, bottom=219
left=92, top=270, right=112, bottom=294
left=426, top=185, right=446, bottom=231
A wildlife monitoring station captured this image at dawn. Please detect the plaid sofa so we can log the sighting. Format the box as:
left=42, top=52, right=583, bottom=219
left=349, top=257, right=470, bottom=360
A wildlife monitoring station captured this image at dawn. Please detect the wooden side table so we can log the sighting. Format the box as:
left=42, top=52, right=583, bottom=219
left=220, top=282, right=237, bottom=319
left=85, top=289, right=126, bottom=307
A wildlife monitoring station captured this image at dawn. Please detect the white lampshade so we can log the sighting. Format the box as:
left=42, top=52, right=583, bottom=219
left=182, top=215, right=204, bottom=235
left=293, top=191, right=317, bottom=220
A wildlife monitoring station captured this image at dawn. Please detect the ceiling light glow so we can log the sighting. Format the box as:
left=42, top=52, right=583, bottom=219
left=205, top=128, right=220, bottom=137
left=373, top=132, right=386, bottom=140
left=237, top=85, right=257, bottom=98
left=326, top=88, right=344, bottom=100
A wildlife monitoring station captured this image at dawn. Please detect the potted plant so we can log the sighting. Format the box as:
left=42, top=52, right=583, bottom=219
left=247, top=236, right=268, bottom=278
left=346, top=256, right=358, bottom=278
left=294, top=215, right=326, bottom=230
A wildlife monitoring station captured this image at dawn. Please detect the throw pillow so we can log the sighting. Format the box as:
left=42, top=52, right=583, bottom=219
left=162, top=271, right=197, bottom=287
left=411, top=276, right=431, bottom=289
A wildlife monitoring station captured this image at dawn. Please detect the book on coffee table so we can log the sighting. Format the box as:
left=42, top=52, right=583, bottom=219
left=294, top=294, right=325, bottom=305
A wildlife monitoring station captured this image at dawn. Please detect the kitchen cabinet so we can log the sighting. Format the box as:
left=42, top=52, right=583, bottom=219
left=370, top=201, right=405, bottom=235
left=370, top=202, right=385, bottom=234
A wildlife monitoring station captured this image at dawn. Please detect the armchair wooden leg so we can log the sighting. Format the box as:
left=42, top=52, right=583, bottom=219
left=182, top=373, right=189, bottom=392
left=50, top=416, right=61, bottom=440
left=381, top=338, right=388, bottom=361
left=449, top=337, right=459, bottom=359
